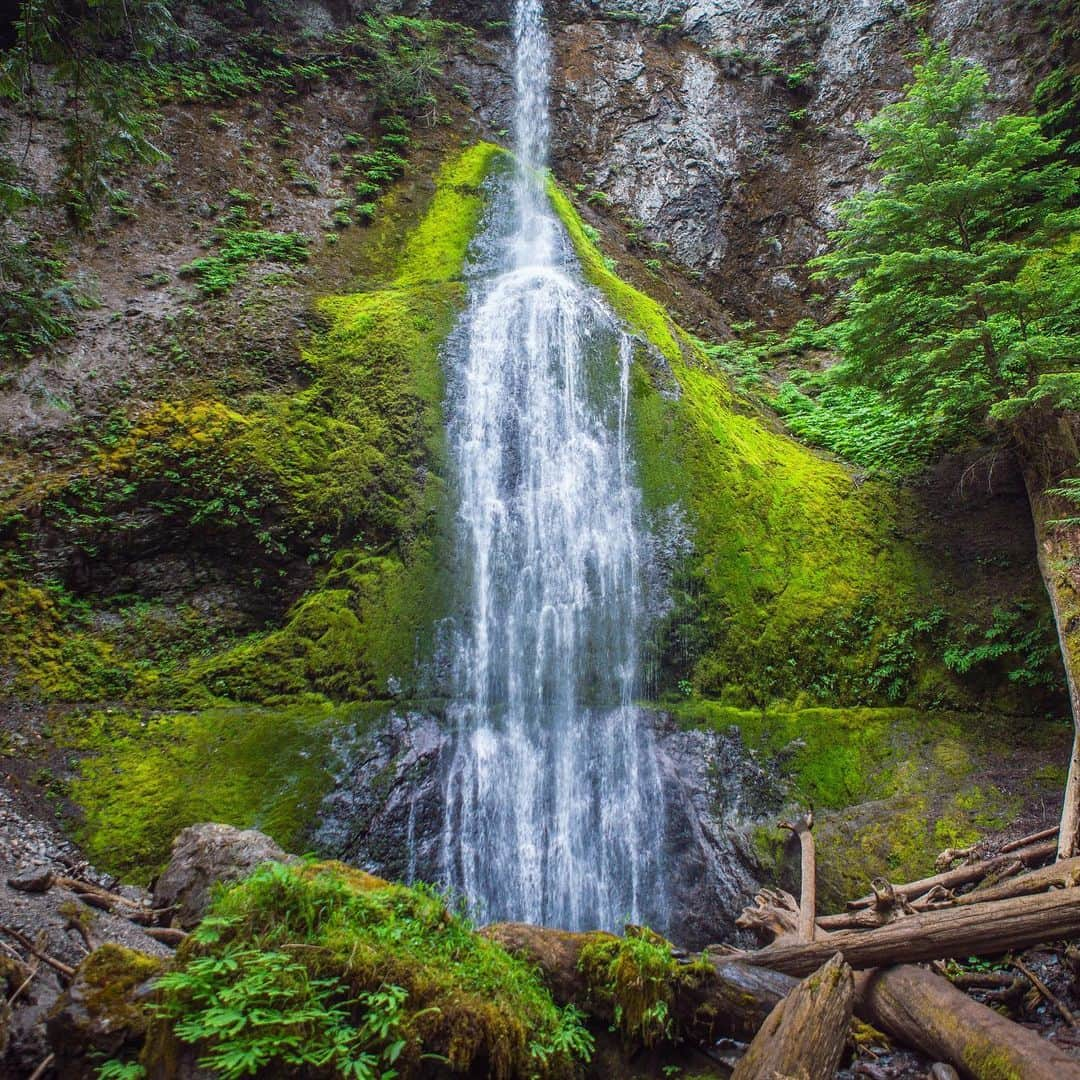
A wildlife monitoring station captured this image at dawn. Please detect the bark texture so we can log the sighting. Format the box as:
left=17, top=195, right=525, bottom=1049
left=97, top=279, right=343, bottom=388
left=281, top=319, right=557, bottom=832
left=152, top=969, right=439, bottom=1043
left=731, top=953, right=853, bottom=1080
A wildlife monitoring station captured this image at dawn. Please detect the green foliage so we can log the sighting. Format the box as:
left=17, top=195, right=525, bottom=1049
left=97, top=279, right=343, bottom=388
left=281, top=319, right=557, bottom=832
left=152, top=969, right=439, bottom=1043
left=578, top=929, right=713, bottom=1050
left=813, top=41, right=1080, bottom=450
left=943, top=603, right=1059, bottom=688
left=776, top=380, right=942, bottom=475
left=156, top=948, right=408, bottom=1079
left=550, top=176, right=942, bottom=705
left=0, top=0, right=183, bottom=223
left=150, top=862, right=591, bottom=1078
left=180, top=229, right=310, bottom=295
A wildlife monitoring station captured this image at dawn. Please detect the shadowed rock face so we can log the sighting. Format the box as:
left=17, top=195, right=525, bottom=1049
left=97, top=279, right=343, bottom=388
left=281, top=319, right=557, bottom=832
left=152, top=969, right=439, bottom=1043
left=316, top=710, right=771, bottom=949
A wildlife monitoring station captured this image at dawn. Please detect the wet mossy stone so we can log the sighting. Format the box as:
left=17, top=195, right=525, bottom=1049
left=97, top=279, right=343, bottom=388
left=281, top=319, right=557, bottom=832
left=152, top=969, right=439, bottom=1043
left=47, top=944, right=163, bottom=1077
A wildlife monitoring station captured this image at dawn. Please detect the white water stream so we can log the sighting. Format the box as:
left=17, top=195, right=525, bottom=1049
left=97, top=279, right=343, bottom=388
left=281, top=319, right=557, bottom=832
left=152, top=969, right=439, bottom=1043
left=438, top=0, right=670, bottom=931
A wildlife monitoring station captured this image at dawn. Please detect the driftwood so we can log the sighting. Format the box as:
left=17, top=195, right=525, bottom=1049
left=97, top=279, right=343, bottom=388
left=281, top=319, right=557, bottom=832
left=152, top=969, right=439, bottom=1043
left=745, top=887, right=1080, bottom=977
left=844, top=839, right=1057, bottom=910
left=857, top=964, right=1080, bottom=1080
left=731, top=953, right=853, bottom=1080
left=0, top=924, right=75, bottom=979
left=735, top=887, right=800, bottom=941
left=956, top=854, right=1080, bottom=905
left=1011, top=955, right=1077, bottom=1027
left=1002, top=826, right=1058, bottom=853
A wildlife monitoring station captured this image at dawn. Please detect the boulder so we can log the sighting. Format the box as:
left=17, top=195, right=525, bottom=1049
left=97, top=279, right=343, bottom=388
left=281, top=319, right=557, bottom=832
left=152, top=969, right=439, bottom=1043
left=46, top=944, right=163, bottom=1078
left=153, top=823, right=294, bottom=929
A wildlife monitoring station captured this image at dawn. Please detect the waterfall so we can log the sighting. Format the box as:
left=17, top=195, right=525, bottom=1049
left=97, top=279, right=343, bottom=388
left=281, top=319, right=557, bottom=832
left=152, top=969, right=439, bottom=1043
left=438, top=0, right=671, bottom=932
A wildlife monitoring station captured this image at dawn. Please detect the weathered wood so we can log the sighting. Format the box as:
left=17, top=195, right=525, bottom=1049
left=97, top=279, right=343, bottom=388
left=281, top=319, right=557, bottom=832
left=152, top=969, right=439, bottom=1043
left=1001, top=826, right=1058, bottom=853
left=736, top=887, right=800, bottom=941
left=780, top=812, right=817, bottom=942
left=844, top=840, right=1057, bottom=910
left=747, top=887, right=1080, bottom=977
left=857, top=964, right=1080, bottom=1080
left=956, top=854, right=1080, bottom=905
left=484, top=922, right=798, bottom=1042
left=731, top=953, right=853, bottom=1080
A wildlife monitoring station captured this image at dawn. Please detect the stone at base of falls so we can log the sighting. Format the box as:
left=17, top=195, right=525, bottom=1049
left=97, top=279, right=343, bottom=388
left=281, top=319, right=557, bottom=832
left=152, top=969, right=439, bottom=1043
left=152, top=823, right=297, bottom=929
left=315, top=708, right=768, bottom=947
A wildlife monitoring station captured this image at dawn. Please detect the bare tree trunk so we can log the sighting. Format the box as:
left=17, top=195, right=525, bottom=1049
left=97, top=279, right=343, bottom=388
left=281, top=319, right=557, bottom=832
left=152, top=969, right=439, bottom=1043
left=1017, top=434, right=1080, bottom=860
left=781, top=811, right=817, bottom=941
left=732, top=953, right=853, bottom=1080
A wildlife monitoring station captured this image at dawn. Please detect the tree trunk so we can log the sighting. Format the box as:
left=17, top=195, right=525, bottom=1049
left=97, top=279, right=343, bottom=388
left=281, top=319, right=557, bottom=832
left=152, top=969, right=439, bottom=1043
left=1015, top=425, right=1080, bottom=860
left=857, top=964, right=1080, bottom=1080
left=745, top=887, right=1080, bottom=977
left=731, top=953, right=854, bottom=1080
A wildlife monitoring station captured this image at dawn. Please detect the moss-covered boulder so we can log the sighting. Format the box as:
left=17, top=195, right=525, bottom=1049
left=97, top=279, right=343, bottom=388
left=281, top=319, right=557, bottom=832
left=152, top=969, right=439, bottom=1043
left=144, top=860, right=593, bottom=1079
left=46, top=944, right=163, bottom=1078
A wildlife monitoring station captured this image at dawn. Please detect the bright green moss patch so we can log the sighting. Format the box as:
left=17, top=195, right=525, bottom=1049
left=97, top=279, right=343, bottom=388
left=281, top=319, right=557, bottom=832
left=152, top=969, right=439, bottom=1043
left=551, top=180, right=945, bottom=704
left=578, top=928, right=713, bottom=1049
left=64, top=703, right=348, bottom=881
left=149, top=861, right=593, bottom=1078
left=396, top=141, right=505, bottom=287
left=0, top=579, right=148, bottom=702
left=547, top=180, right=685, bottom=365
left=703, top=701, right=1059, bottom=908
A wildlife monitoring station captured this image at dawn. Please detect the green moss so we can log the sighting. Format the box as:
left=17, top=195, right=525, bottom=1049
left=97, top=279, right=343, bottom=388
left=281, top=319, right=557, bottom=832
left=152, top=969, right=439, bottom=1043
left=396, top=141, right=506, bottom=287
left=0, top=579, right=147, bottom=702
left=551, top=181, right=937, bottom=704
left=578, top=928, right=715, bottom=1050
left=688, top=701, right=1057, bottom=907
left=150, top=861, right=592, bottom=1078
left=64, top=703, right=350, bottom=880
left=76, top=945, right=164, bottom=1028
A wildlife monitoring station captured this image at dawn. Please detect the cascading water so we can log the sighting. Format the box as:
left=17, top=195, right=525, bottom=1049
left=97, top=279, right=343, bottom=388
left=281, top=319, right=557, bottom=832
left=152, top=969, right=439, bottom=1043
left=438, top=0, right=671, bottom=932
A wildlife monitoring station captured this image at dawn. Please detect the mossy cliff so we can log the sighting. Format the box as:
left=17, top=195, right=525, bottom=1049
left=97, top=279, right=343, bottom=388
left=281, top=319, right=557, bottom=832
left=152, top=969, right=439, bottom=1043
left=549, top=182, right=1069, bottom=898
left=0, top=137, right=1066, bottom=904
left=0, top=142, right=505, bottom=880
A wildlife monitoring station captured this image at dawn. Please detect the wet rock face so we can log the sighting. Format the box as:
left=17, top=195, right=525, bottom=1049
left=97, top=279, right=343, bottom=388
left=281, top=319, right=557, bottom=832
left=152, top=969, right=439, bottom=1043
left=315, top=709, right=771, bottom=949
left=315, top=711, right=450, bottom=885
left=547, top=0, right=1050, bottom=322
left=652, top=714, right=784, bottom=947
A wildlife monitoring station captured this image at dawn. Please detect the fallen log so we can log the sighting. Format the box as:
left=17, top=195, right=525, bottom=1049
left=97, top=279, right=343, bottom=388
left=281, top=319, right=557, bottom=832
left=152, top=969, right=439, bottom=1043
left=1002, top=825, right=1058, bottom=852
left=484, top=922, right=797, bottom=1042
left=857, top=964, right=1080, bottom=1080
left=955, top=854, right=1080, bottom=905
left=845, top=840, right=1056, bottom=910
left=731, top=953, right=853, bottom=1080
left=746, top=887, right=1080, bottom=977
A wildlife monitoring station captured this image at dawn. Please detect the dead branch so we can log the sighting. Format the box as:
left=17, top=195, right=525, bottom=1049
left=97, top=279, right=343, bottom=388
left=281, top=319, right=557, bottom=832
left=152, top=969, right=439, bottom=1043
left=0, top=924, right=75, bottom=980
left=1002, top=826, right=1059, bottom=853
left=846, top=840, right=1056, bottom=910
left=935, top=845, right=977, bottom=872
left=1012, top=955, right=1077, bottom=1028
left=780, top=811, right=816, bottom=941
